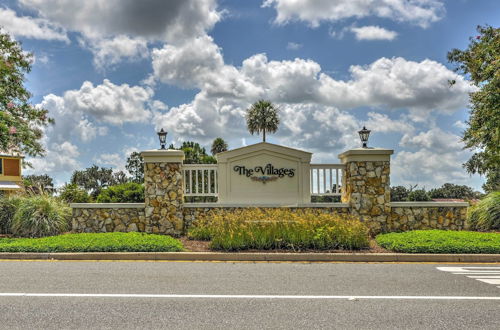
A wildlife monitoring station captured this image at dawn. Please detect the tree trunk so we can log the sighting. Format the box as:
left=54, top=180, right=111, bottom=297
left=263, top=128, right=266, bottom=142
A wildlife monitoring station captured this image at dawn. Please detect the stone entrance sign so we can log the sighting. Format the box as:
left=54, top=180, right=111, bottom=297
left=216, top=142, right=312, bottom=204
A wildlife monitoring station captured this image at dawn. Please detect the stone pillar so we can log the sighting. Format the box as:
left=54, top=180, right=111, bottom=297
left=338, top=148, right=393, bottom=233
left=140, top=150, right=185, bottom=235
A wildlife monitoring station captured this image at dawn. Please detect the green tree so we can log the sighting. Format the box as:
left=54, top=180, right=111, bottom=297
left=447, top=25, right=500, bottom=192
left=391, top=186, right=410, bottom=202
left=125, top=151, right=144, bottom=183
left=70, top=165, right=126, bottom=198
left=0, top=30, right=52, bottom=157
left=211, top=137, right=228, bottom=155
left=168, top=141, right=216, bottom=164
left=96, top=182, right=144, bottom=203
left=246, top=100, right=279, bottom=142
left=23, top=174, right=55, bottom=195
left=428, top=183, right=482, bottom=200
left=407, top=189, right=431, bottom=202
left=59, top=183, right=91, bottom=203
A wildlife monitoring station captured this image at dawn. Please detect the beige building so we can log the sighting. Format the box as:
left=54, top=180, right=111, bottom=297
left=0, top=153, right=23, bottom=195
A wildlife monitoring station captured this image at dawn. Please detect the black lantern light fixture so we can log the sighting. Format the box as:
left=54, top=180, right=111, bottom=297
left=157, top=128, right=168, bottom=150
left=358, top=126, right=371, bottom=148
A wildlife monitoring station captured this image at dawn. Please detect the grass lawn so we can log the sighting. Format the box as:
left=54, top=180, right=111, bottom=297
left=376, top=230, right=500, bottom=254
left=0, top=232, right=184, bottom=252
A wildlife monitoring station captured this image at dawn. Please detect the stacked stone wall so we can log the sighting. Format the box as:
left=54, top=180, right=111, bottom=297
left=72, top=207, right=145, bottom=233
left=144, top=162, right=184, bottom=235
left=389, top=206, right=468, bottom=231
left=342, top=161, right=391, bottom=233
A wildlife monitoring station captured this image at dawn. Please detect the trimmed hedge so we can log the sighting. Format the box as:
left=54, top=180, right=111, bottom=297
left=376, top=230, right=500, bottom=254
left=189, top=208, right=369, bottom=251
left=0, top=232, right=184, bottom=252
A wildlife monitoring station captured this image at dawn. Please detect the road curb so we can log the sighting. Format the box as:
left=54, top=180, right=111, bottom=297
left=0, top=252, right=499, bottom=263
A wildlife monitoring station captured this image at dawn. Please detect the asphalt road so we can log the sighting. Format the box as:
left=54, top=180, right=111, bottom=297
left=0, top=261, right=498, bottom=329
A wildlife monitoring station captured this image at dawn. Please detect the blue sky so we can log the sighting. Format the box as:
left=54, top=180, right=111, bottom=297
left=1, top=0, right=498, bottom=190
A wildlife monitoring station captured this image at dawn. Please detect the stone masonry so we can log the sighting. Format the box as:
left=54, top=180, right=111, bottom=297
left=72, top=206, right=145, bottom=233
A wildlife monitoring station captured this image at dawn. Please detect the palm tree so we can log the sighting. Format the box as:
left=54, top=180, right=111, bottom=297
left=211, top=137, right=228, bottom=155
left=245, top=100, right=279, bottom=142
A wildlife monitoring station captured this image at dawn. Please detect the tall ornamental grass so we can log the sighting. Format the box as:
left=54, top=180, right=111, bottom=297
left=467, top=191, right=500, bottom=231
left=188, top=208, right=369, bottom=251
left=11, top=194, right=71, bottom=238
left=0, top=195, right=22, bottom=234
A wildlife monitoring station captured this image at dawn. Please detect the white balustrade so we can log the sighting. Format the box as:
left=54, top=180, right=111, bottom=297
left=309, top=164, right=344, bottom=196
left=183, top=164, right=218, bottom=197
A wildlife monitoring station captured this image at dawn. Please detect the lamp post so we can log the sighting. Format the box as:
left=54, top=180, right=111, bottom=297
left=358, top=126, right=371, bottom=148
left=157, top=128, right=168, bottom=150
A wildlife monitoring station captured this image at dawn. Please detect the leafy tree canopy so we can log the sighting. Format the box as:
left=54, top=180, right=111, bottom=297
left=0, top=30, right=52, bottom=158
left=125, top=151, right=144, bottom=183
left=70, top=165, right=128, bottom=198
left=211, top=137, right=228, bottom=155
left=428, top=183, right=482, bottom=200
left=246, top=100, right=279, bottom=142
left=59, top=183, right=91, bottom=203
left=447, top=25, right=500, bottom=192
left=168, top=141, right=216, bottom=164
left=23, top=174, right=55, bottom=195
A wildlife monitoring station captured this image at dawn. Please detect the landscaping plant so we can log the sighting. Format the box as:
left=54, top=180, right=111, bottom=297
left=467, top=191, right=500, bottom=231
left=0, top=195, right=22, bottom=234
left=11, top=194, right=71, bottom=237
left=0, top=232, right=184, bottom=252
left=188, top=208, right=369, bottom=251
left=376, top=230, right=500, bottom=254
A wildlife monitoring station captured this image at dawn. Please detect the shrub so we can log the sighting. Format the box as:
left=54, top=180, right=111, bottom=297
left=391, top=186, right=409, bottom=202
left=407, top=189, right=431, bottom=201
left=96, top=182, right=144, bottom=203
left=0, top=195, right=22, bottom=234
left=11, top=194, right=71, bottom=238
left=188, top=208, right=369, bottom=251
left=0, top=232, right=184, bottom=252
left=59, top=183, right=92, bottom=203
left=376, top=230, right=500, bottom=254
left=467, top=191, right=500, bottom=231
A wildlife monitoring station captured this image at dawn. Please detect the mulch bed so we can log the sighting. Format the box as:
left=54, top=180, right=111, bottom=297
left=179, top=237, right=388, bottom=253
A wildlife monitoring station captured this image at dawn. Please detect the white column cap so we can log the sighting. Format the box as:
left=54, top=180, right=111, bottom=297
left=140, top=149, right=185, bottom=163
left=338, top=148, right=393, bottom=163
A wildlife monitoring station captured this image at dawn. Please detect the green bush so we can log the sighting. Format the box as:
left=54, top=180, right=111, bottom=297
left=188, top=208, right=369, bottom=251
left=376, top=230, right=500, bottom=254
left=407, top=189, right=431, bottom=201
left=96, top=182, right=144, bottom=203
left=467, top=191, right=500, bottom=231
left=0, top=195, right=22, bottom=234
left=0, top=232, right=184, bottom=252
left=59, top=183, right=92, bottom=203
left=11, top=194, right=71, bottom=238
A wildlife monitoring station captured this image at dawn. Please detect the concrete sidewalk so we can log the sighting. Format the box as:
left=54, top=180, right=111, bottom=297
left=0, top=252, right=499, bottom=263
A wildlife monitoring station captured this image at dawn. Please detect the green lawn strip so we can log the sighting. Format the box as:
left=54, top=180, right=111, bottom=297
left=376, top=230, right=500, bottom=254
left=0, top=232, right=184, bottom=252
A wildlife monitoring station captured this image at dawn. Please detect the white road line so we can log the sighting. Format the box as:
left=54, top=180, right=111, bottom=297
left=0, top=293, right=499, bottom=300
left=476, top=279, right=500, bottom=285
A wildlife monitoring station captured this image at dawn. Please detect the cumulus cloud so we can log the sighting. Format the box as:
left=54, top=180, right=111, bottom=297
left=392, top=128, right=472, bottom=187
left=81, top=35, right=149, bottom=70
left=18, top=0, right=221, bottom=67
left=0, top=8, right=68, bottom=42
left=27, top=140, right=80, bottom=176
left=350, top=25, right=398, bottom=41
left=263, top=0, right=445, bottom=28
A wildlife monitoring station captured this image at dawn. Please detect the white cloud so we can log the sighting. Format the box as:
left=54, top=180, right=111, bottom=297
left=81, top=35, right=149, bottom=70
left=453, top=120, right=468, bottom=130
left=0, top=8, right=68, bottom=42
left=263, top=0, right=445, bottom=28
left=365, top=112, right=414, bottom=133
left=350, top=25, right=398, bottom=41
left=286, top=42, right=302, bottom=50
left=27, top=141, right=80, bottom=176
left=94, top=153, right=126, bottom=172
left=19, top=0, right=221, bottom=67
left=62, top=80, right=153, bottom=125
left=393, top=128, right=472, bottom=187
